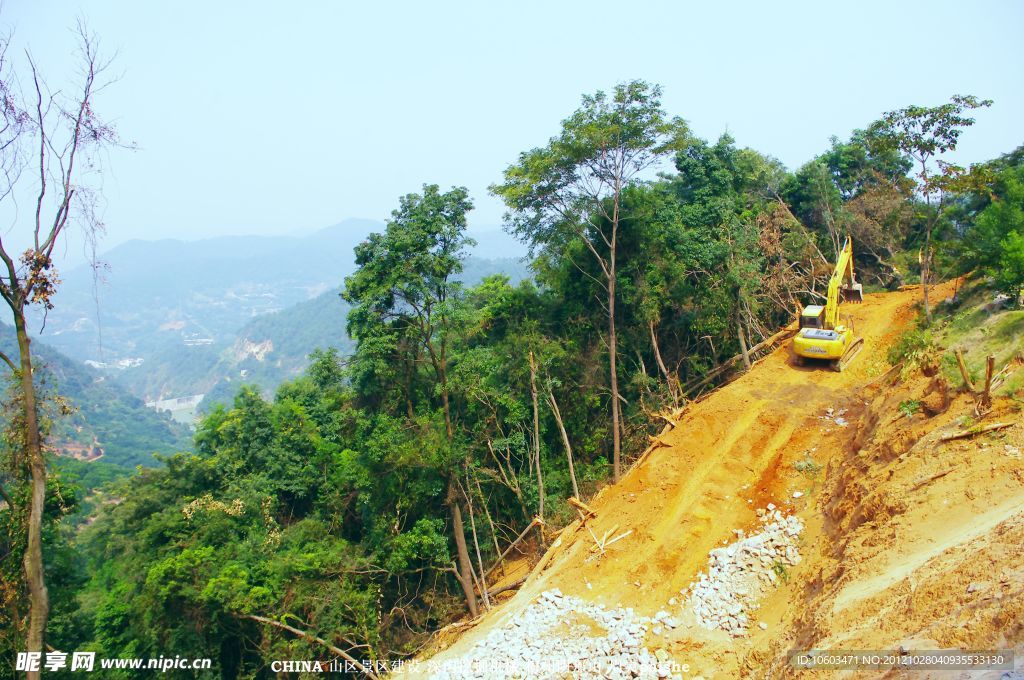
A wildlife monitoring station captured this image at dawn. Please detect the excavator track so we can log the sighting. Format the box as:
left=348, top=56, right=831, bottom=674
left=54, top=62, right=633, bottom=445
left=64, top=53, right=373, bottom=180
left=833, top=336, right=865, bottom=372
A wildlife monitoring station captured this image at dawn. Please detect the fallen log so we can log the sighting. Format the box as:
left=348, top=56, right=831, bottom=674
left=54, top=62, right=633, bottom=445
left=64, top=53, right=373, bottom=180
left=588, top=526, right=633, bottom=555
left=655, top=412, right=676, bottom=429
left=910, top=469, right=953, bottom=491
left=484, top=516, right=543, bottom=579
left=243, top=615, right=380, bottom=679
left=680, top=325, right=796, bottom=397
left=646, top=434, right=671, bottom=447
left=525, top=534, right=563, bottom=585
left=940, top=422, right=1014, bottom=442
left=634, top=442, right=660, bottom=467
left=865, top=362, right=903, bottom=389
left=568, top=496, right=596, bottom=519
left=487, top=576, right=528, bottom=599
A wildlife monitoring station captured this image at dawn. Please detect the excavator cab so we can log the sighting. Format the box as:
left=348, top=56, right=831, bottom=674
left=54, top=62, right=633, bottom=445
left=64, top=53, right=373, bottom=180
left=799, top=305, right=826, bottom=329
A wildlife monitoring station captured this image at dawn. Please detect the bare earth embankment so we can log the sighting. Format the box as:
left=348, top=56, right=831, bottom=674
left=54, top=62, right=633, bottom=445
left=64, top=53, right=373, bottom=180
left=411, top=281, right=1023, bottom=679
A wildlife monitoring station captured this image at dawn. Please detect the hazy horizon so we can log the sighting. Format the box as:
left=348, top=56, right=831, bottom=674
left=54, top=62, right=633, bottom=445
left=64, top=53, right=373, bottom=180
left=2, top=0, right=1022, bottom=264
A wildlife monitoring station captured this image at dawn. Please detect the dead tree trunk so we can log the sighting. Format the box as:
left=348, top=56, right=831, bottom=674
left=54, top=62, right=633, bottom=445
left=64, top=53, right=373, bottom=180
left=738, top=321, right=751, bottom=371
left=463, top=476, right=490, bottom=611
left=547, top=388, right=579, bottom=499
left=649, top=320, right=679, bottom=405
left=921, top=244, right=932, bottom=327
left=954, top=348, right=976, bottom=391
left=473, top=475, right=502, bottom=564
left=980, top=355, right=995, bottom=414
left=955, top=350, right=999, bottom=416
left=528, top=351, right=544, bottom=520
left=608, top=239, right=621, bottom=482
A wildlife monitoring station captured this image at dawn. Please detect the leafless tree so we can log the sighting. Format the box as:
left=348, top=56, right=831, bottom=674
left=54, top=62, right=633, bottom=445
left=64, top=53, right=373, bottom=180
left=0, top=23, right=119, bottom=671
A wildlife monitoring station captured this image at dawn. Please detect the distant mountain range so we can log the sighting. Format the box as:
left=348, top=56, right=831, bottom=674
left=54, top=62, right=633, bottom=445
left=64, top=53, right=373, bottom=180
left=35, top=220, right=526, bottom=364
left=35, top=219, right=383, bottom=366
left=26, top=219, right=530, bottom=424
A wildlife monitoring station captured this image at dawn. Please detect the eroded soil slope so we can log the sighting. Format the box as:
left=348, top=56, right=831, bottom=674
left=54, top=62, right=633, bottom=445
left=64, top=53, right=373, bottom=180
left=419, top=281, right=1023, bottom=679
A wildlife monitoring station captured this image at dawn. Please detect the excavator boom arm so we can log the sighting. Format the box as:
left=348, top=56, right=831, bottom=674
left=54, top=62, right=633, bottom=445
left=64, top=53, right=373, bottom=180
left=825, top=239, right=857, bottom=328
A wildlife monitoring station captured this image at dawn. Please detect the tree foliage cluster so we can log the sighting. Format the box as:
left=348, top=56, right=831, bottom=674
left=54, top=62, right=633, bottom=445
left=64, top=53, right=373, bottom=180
left=4, top=80, right=1022, bottom=676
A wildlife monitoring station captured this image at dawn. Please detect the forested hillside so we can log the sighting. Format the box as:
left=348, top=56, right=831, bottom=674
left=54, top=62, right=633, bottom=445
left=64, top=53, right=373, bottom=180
left=0, top=324, right=191, bottom=467
left=28, top=219, right=529, bottom=412
left=196, top=255, right=530, bottom=413
left=31, top=220, right=383, bottom=364
left=14, top=82, right=1020, bottom=676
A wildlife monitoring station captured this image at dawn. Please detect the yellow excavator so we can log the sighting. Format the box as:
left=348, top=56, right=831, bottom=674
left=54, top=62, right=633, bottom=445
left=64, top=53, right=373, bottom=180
left=792, top=237, right=864, bottom=372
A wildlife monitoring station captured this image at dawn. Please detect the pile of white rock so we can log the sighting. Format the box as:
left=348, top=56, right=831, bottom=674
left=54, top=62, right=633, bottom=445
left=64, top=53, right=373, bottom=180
left=686, top=508, right=803, bottom=636
left=428, top=589, right=677, bottom=679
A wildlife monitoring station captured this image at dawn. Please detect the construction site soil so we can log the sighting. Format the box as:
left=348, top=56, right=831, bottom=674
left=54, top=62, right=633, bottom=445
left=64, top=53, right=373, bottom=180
left=413, top=281, right=1023, bottom=679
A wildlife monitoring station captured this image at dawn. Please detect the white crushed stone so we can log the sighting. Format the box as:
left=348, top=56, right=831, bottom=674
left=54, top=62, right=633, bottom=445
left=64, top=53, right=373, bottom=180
left=685, top=510, right=803, bottom=636
left=820, top=406, right=849, bottom=428
left=428, top=589, right=680, bottom=679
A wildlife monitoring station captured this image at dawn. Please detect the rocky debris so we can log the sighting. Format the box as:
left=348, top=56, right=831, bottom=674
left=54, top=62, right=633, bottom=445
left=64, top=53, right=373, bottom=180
left=685, top=510, right=804, bottom=636
left=820, top=406, right=849, bottom=428
left=428, top=589, right=680, bottom=679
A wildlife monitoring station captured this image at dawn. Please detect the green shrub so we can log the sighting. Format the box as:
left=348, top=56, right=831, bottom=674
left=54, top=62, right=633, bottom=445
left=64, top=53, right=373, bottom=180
left=898, top=399, right=921, bottom=418
left=887, top=328, right=936, bottom=366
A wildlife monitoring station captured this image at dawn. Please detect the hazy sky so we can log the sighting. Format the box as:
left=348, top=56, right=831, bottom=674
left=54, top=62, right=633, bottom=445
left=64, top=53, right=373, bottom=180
left=3, top=0, right=1022, bottom=258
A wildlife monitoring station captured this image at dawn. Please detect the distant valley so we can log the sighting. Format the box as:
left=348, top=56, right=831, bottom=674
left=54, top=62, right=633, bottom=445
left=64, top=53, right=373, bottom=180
left=0, top=323, right=191, bottom=467
left=29, top=220, right=529, bottom=442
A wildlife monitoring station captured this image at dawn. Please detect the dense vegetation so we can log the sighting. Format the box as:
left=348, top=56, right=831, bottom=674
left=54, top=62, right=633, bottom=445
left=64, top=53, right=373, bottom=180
left=0, top=324, right=191, bottom=468
left=3, top=81, right=1023, bottom=677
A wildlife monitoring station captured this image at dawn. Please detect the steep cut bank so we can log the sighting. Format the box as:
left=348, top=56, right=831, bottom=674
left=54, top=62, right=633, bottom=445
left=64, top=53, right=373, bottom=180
left=412, top=281, right=1024, bottom=679
left=778, top=343, right=1024, bottom=678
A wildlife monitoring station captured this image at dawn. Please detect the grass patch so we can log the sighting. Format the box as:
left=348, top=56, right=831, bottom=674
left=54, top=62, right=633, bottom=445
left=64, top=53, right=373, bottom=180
left=941, top=309, right=1024, bottom=395
left=772, top=560, right=790, bottom=584
left=794, top=457, right=822, bottom=480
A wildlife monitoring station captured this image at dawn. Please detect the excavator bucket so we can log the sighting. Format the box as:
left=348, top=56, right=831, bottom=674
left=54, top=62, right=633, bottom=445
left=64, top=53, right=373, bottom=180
left=841, top=283, right=864, bottom=303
